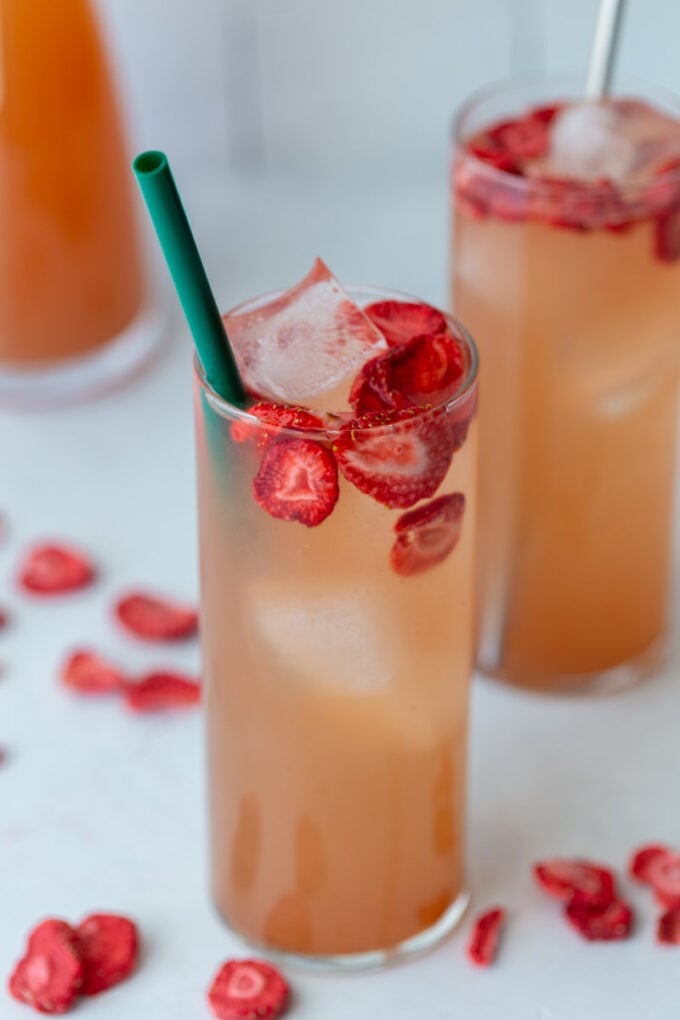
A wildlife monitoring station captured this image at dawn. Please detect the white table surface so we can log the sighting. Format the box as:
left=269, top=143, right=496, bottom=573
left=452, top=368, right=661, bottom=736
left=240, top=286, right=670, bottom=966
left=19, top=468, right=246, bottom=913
left=2, top=174, right=679, bottom=1019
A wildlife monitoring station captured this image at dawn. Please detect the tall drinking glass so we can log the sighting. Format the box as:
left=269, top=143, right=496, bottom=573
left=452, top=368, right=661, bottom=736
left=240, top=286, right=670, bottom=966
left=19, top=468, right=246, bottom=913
left=451, top=76, right=680, bottom=694
left=195, top=285, right=478, bottom=968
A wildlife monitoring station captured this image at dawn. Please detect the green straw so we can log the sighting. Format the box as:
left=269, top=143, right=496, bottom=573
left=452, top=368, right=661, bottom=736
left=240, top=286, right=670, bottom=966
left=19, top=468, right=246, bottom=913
left=132, top=150, right=246, bottom=406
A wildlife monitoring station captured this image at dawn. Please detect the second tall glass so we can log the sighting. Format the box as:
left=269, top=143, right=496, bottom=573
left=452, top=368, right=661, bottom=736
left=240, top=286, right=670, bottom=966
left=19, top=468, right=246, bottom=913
left=451, top=77, right=680, bottom=694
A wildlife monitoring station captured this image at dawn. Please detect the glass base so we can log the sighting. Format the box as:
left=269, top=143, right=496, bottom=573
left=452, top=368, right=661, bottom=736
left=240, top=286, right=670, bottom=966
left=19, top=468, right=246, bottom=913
left=0, top=304, right=164, bottom=409
left=478, top=635, right=668, bottom=696
left=215, top=889, right=470, bottom=972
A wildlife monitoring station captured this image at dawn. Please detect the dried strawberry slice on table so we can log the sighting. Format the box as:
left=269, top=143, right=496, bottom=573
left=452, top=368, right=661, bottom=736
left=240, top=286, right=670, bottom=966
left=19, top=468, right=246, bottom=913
left=533, top=858, right=616, bottom=908
left=333, top=407, right=455, bottom=510
left=76, top=914, right=138, bottom=996
left=60, top=650, right=126, bottom=694
left=252, top=438, right=339, bottom=526
left=123, top=672, right=201, bottom=712
left=466, top=907, right=506, bottom=967
left=391, top=493, right=465, bottom=577
left=9, top=918, right=84, bottom=1014
left=657, top=906, right=680, bottom=946
left=564, top=898, right=633, bottom=942
left=230, top=402, right=324, bottom=446
left=115, top=592, right=198, bottom=641
left=641, top=848, right=680, bottom=907
left=363, top=300, right=447, bottom=347
left=18, top=543, right=95, bottom=595
left=208, top=959, right=290, bottom=1020
left=629, top=843, right=673, bottom=883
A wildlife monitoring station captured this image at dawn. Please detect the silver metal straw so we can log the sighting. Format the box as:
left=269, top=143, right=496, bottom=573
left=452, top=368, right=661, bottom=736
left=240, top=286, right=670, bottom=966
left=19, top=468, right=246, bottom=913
left=586, top=0, right=628, bottom=99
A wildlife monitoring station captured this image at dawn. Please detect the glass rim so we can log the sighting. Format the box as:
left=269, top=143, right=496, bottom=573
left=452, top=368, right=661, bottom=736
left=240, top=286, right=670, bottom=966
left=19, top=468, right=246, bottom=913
left=450, top=71, right=680, bottom=196
left=194, top=283, right=479, bottom=439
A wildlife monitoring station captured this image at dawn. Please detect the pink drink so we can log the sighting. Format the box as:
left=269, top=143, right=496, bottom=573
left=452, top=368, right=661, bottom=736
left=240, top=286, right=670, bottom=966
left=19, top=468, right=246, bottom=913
left=195, top=263, right=478, bottom=964
left=451, top=80, right=680, bottom=693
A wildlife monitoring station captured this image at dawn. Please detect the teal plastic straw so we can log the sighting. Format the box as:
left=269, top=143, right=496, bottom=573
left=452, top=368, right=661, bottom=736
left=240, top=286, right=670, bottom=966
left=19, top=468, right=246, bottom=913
left=132, top=151, right=246, bottom=406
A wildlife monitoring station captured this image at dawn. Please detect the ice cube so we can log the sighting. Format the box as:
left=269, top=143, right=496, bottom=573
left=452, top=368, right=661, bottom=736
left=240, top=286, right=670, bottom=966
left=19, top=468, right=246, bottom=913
left=249, top=583, right=396, bottom=694
left=540, top=99, right=680, bottom=183
left=223, top=258, right=387, bottom=409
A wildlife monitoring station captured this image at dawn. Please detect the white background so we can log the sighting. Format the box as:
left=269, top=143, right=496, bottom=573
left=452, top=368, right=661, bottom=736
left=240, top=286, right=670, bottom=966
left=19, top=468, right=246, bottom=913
left=3, top=1, right=680, bottom=1017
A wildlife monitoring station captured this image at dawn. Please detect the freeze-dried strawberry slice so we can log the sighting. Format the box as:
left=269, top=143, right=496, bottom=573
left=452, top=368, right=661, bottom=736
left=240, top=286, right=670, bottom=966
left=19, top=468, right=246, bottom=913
left=231, top=403, right=324, bottom=446
left=466, top=907, right=506, bottom=967
left=644, top=849, right=680, bottom=907
left=60, top=650, right=126, bottom=695
left=565, top=898, right=633, bottom=942
left=363, top=300, right=447, bottom=347
left=349, top=350, right=410, bottom=414
left=18, top=544, right=95, bottom=596
left=490, top=113, right=551, bottom=160
left=391, top=492, right=465, bottom=577
left=9, top=919, right=83, bottom=1014
left=252, top=438, right=339, bottom=527
left=208, top=959, right=290, bottom=1020
left=656, top=202, right=680, bottom=261
left=533, top=859, right=616, bottom=908
left=76, top=914, right=138, bottom=996
left=115, top=593, right=198, bottom=641
left=389, top=332, right=465, bottom=400
left=657, top=906, right=680, bottom=946
left=629, top=843, right=673, bottom=884
left=122, top=672, right=201, bottom=712
left=333, top=407, right=455, bottom=510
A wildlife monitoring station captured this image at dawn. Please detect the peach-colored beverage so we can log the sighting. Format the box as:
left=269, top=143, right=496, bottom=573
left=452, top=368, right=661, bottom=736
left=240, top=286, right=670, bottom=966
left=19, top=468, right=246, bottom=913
left=195, top=261, right=478, bottom=965
left=451, top=79, right=680, bottom=694
left=0, top=0, right=157, bottom=403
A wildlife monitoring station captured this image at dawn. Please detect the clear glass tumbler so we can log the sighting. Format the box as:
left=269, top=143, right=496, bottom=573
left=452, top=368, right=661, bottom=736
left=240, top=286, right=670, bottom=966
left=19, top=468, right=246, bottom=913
left=195, top=286, right=478, bottom=968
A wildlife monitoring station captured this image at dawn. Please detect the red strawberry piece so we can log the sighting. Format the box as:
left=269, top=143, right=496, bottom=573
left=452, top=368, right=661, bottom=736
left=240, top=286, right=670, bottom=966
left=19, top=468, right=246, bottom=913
left=9, top=919, right=83, bottom=1014
left=333, top=407, right=455, bottom=510
left=389, top=332, right=465, bottom=400
left=629, top=844, right=673, bottom=884
left=390, top=492, right=465, bottom=577
left=656, top=202, right=680, bottom=262
left=60, top=650, right=126, bottom=695
left=75, top=914, right=138, bottom=996
left=657, top=906, right=680, bottom=946
left=115, top=593, right=198, bottom=641
left=491, top=113, right=551, bottom=161
left=18, top=544, right=95, bottom=596
left=533, top=859, right=616, bottom=908
left=468, top=136, right=520, bottom=173
left=564, top=898, right=633, bottom=942
left=0, top=608, right=8, bottom=630
left=466, top=907, right=506, bottom=967
left=349, top=350, right=411, bottom=414
left=643, top=849, right=680, bottom=908
left=252, top=438, right=339, bottom=527
left=363, top=300, right=447, bottom=347
left=122, top=672, right=200, bottom=712
left=208, top=959, right=290, bottom=1020
left=531, top=103, right=563, bottom=126
left=231, top=403, right=324, bottom=446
